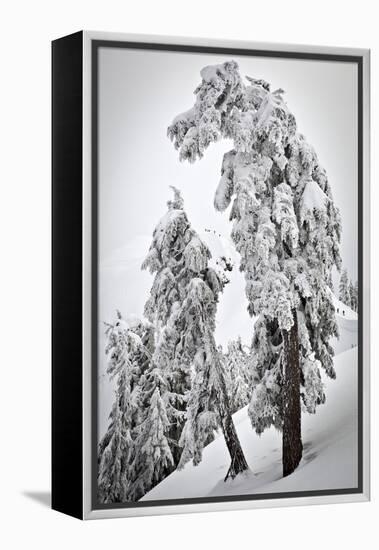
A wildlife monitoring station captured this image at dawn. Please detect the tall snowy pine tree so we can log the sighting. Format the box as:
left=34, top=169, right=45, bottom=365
left=168, top=61, right=341, bottom=476
left=142, top=187, right=248, bottom=479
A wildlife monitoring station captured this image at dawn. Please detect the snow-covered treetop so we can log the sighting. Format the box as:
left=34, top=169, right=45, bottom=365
left=141, top=186, right=223, bottom=386
left=168, top=60, right=296, bottom=164
left=166, top=185, right=184, bottom=210
left=168, top=61, right=242, bottom=162
left=168, top=61, right=341, bottom=328
left=142, top=187, right=216, bottom=284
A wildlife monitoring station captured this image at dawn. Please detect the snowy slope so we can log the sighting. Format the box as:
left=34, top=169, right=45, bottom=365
left=333, top=296, right=357, bottom=321
left=331, top=296, right=358, bottom=355
left=143, top=313, right=358, bottom=501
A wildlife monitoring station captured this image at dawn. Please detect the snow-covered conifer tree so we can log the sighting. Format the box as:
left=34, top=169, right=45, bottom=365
left=98, top=311, right=154, bottom=503
left=142, top=187, right=248, bottom=479
left=141, top=186, right=196, bottom=466
left=168, top=61, right=341, bottom=476
left=348, top=279, right=358, bottom=312
left=349, top=280, right=354, bottom=311
left=223, top=338, right=254, bottom=414
left=98, top=373, right=130, bottom=503
left=339, top=268, right=351, bottom=306
left=127, top=367, right=174, bottom=500
left=353, top=280, right=359, bottom=312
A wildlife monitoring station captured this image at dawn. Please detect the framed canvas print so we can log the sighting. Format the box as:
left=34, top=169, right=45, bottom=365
left=52, top=31, right=370, bottom=520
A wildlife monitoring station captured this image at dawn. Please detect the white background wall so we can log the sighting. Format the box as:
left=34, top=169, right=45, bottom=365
left=0, top=1, right=376, bottom=548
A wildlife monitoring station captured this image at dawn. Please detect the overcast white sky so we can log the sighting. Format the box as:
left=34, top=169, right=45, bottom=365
left=97, top=46, right=358, bottom=436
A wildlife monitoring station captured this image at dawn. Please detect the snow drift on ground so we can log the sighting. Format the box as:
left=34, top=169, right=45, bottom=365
left=143, top=309, right=358, bottom=501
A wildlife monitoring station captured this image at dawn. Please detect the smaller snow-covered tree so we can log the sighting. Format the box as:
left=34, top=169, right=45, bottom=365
left=223, top=338, right=254, bottom=414
left=349, top=279, right=358, bottom=312
left=128, top=368, right=174, bottom=500
left=98, top=374, right=130, bottom=503
left=338, top=269, right=358, bottom=312
left=339, top=269, right=350, bottom=306
left=143, top=186, right=248, bottom=479
left=141, top=186, right=204, bottom=466
left=98, top=312, right=153, bottom=503
left=354, top=280, right=359, bottom=312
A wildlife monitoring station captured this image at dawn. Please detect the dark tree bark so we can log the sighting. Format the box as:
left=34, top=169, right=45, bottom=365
left=215, top=357, right=249, bottom=480
left=282, top=309, right=303, bottom=477
left=220, top=409, right=249, bottom=481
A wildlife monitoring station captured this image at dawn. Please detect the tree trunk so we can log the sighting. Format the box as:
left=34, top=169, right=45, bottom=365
left=168, top=421, right=184, bottom=469
left=215, top=357, right=249, bottom=480
left=282, top=309, right=303, bottom=477
left=220, top=408, right=249, bottom=481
